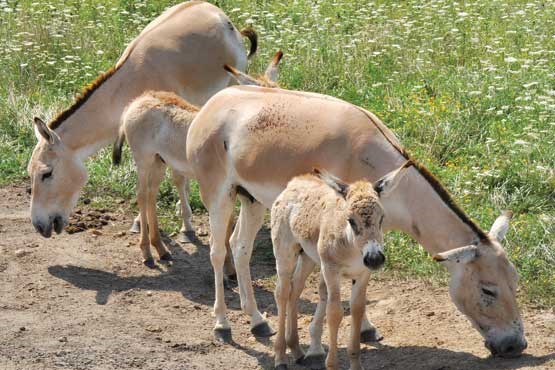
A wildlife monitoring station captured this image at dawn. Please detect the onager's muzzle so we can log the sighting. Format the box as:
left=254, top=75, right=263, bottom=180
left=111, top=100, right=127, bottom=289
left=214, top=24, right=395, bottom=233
left=33, top=214, right=66, bottom=238
left=486, top=335, right=527, bottom=358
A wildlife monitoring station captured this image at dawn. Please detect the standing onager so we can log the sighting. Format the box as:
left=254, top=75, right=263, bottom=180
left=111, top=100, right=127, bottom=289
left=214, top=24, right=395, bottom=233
left=28, top=1, right=257, bottom=242
left=272, top=165, right=409, bottom=370
left=186, top=85, right=527, bottom=356
left=111, top=52, right=283, bottom=268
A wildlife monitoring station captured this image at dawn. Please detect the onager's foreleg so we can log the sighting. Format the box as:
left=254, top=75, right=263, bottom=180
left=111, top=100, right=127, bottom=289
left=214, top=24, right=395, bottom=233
left=146, top=156, right=171, bottom=262
left=322, top=265, right=342, bottom=370
left=229, top=196, right=274, bottom=337
left=349, top=273, right=370, bottom=370
left=171, top=170, right=195, bottom=243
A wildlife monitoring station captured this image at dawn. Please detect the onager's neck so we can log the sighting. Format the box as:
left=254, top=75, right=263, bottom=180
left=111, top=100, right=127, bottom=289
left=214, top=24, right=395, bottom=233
left=53, top=66, right=133, bottom=158
left=382, top=167, right=484, bottom=255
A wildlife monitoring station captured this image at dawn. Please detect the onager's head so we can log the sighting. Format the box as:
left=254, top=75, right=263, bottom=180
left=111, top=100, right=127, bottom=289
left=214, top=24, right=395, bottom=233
left=315, top=161, right=411, bottom=270
left=28, top=118, right=87, bottom=237
left=224, top=50, right=283, bottom=88
left=433, top=211, right=527, bottom=357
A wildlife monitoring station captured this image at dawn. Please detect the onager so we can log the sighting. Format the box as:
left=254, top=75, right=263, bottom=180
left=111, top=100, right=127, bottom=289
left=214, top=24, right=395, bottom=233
left=272, top=165, right=409, bottom=370
left=186, top=85, right=527, bottom=356
left=28, top=1, right=257, bottom=242
left=111, top=52, right=283, bottom=267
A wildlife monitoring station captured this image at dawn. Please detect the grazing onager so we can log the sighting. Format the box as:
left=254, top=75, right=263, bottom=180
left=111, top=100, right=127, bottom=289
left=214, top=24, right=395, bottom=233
left=271, top=165, right=409, bottom=370
left=28, top=1, right=257, bottom=242
left=111, top=52, right=284, bottom=267
left=186, top=85, right=527, bottom=355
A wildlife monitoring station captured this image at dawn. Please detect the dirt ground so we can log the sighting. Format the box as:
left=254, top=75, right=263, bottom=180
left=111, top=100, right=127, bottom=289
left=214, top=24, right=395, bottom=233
left=0, top=184, right=554, bottom=370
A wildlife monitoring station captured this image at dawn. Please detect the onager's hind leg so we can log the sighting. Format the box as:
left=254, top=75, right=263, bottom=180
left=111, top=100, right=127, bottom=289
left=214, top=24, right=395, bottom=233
left=146, top=156, right=171, bottom=262
left=229, top=196, right=275, bottom=337
left=171, top=170, right=195, bottom=243
left=206, top=190, right=236, bottom=342
left=287, top=253, right=316, bottom=364
left=272, top=240, right=298, bottom=369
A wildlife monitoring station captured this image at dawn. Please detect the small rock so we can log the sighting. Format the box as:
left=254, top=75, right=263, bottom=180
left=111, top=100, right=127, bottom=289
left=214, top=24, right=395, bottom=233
left=146, top=291, right=153, bottom=297
left=145, top=326, right=162, bottom=333
left=58, top=336, right=67, bottom=343
left=89, top=229, right=102, bottom=236
left=15, top=249, right=29, bottom=257
left=193, top=305, right=201, bottom=310
left=426, top=311, right=435, bottom=317
left=19, top=326, right=26, bottom=332
left=83, top=198, right=91, bottom=205
left=115, top=231, right=126, bottom=237
left=198, top=230, right=208, bottom=237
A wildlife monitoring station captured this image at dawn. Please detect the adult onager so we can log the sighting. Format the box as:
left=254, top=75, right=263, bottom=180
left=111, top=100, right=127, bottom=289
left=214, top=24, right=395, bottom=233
left=186, top=85, right=527, bottom=357
left=28, top=1, right=257, bottom=241
left=110, top=52, right=283, bottom=267
left=272, top=165, right=408, bottom=370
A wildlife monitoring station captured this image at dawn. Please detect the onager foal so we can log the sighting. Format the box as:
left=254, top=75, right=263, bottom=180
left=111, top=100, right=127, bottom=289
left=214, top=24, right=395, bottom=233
left=271, top=164, right=410, bottom=370
left=112, top=52, right=283, bottom=267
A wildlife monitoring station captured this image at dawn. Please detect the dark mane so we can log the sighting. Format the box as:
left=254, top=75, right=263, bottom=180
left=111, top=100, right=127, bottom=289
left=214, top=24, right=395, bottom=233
left=353, top=105, right=489, bottom=241
left=48, top=67, right=118, bottom=130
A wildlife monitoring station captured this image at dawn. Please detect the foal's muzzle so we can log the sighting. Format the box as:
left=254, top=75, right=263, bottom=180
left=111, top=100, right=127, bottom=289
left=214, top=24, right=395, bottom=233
left=363, top=250, right=385, bottom=270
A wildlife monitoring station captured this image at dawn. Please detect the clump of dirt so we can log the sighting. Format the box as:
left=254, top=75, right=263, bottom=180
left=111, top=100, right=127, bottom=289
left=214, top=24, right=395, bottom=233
left=65, top=208, right=117, bottom=234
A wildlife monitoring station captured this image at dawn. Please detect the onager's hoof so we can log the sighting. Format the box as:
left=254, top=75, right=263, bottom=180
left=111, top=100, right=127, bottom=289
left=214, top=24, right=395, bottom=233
left=250, top=321, right=276, bottom=337
left=130, top=220, right=140, bottom=234
left=360, top=328, right=384, bottom=343
left=297, top=353, right=326, bottom=369
left=159, top=252, right=173, bottom=263
left=275, top=364, right=288, bottom=370
left=177, top=230, right=196, bottom=244
left=143, top=258, right=156, bottom=269
left=214, top=327, right=232, bottom=343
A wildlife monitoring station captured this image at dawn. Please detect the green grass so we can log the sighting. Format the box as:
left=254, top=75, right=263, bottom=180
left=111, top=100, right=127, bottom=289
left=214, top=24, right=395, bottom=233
left=0, top=0, right=554, bottom=306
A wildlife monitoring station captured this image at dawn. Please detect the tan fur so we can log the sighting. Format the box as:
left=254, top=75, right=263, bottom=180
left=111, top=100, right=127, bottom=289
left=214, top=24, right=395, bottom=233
left=186, top=86, right=526, bottom=356
left=271, top=172, right=387, bottom=370
left=28, top=2, right=255, bottom=241
left=116, top=53, right=282, bottom=266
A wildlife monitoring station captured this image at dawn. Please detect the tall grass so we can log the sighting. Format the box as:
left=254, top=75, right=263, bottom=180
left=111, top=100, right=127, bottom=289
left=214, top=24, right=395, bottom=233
left=0, top=0, right=553, bottom=306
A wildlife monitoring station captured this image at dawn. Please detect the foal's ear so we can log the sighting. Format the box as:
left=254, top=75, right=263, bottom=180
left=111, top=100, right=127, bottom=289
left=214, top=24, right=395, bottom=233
left=223, top=64, right=260, bottom=86
left=264, top=50, right=283, bottom=82
left=374, top=160, right=412, bottom=197
left=313, top=168, right=349, bottom=198
left=33, top=117, right=60, bottom=145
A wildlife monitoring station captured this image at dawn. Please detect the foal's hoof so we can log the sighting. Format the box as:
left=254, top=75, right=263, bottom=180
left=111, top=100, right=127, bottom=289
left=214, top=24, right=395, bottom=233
left=214, top=327, right=232, bottom=343
left=177, top=230, right=196, bottom=244
left=159, top=252, right=173, bottom=263
left=250, top=321, right=276, bottom=337
left=130, top=220, right=140, bottom=234
left=297, top=353, right=326, bottom=369
left=360, top=328, right=384, bottom=343
left=275, top=365, right=288, bottom=370
left=143, top=258, right=156, bottom=269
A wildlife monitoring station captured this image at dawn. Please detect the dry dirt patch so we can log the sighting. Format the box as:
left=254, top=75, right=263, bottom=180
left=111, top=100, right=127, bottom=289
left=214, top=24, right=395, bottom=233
left=0, top=185, right=553, bottom=370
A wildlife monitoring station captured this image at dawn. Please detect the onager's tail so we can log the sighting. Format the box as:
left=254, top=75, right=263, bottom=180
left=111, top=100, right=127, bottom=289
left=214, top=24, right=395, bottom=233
left=112, top=132, right=126, bottom=166
left=240, top=27, right=258, bottom=59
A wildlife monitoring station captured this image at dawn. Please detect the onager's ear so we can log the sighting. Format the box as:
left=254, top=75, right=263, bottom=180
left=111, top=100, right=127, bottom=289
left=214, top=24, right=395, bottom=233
left=223, top=64, right=260, bottom=86
left=374, top=160, right=412, bottom=197
left=433, top=245, right=478, bottom=264
left=264, top=50, right=283, bottom=82
left=313, top=168, right=349, bottom=199
left=489, top=210, right=513, bottom=242
left=33, top=117, right=60, bottom=145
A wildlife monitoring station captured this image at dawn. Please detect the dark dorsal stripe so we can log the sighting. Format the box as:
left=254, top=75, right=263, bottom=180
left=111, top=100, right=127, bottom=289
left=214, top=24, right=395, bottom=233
left=353, top=105, right=489, bottom=241
left=48, top=67, right=118, bottom=130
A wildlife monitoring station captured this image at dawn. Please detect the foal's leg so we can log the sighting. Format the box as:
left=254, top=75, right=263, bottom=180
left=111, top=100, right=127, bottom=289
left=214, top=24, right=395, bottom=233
left=146, top=156, right=171, bottom=261
left=348, top=273, right=370, bottom=370
left=171, top=170, right=195, bottom=243
left=206, top=191, right=236, bottom=342
left=273, top=241, right=298, bottom=369
left=229, top=196, right=274, bottom=337
left=303, top=272, right=328, bottom=368
left=136, top=165, right=154, bottom=267
left=322, top=265, right=342, bottom=370
left=286, top=253, right=316, bottom=363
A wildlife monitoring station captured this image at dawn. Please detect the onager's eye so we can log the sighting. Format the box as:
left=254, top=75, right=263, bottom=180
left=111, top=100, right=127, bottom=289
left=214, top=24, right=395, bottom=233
left=41, top=170, right=53, bottom=182
left=481, top=287, right=497, bottom=299
left=348, top=218, right=359, bottom=235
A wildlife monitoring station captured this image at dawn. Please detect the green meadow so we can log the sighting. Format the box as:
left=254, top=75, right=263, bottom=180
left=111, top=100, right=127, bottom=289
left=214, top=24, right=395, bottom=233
left=0, top=0, right=553, bottom=305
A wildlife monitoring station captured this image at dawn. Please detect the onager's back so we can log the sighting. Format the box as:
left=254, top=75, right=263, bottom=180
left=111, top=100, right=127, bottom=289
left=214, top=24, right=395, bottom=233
left=271, top=164, right=410, bottom=370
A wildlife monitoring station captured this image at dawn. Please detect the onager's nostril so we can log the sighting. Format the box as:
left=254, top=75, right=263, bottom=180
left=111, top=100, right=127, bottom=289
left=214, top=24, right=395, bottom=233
left=53, top=215, right=64, bottom=234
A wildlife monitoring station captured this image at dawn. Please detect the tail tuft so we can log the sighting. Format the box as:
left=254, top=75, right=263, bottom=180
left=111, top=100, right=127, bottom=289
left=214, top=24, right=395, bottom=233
left=240, top=28, right=258, bottom=59
left=112, top=133, right=126, bottom=166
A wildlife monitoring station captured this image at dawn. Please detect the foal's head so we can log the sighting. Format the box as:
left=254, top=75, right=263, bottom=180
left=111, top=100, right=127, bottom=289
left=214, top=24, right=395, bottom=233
left=315, top=161, right=411, bottom=270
